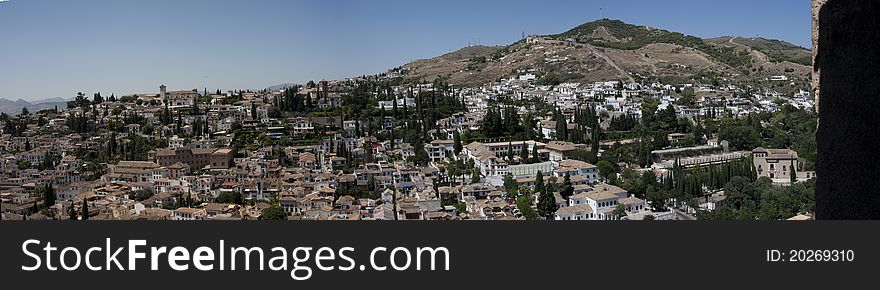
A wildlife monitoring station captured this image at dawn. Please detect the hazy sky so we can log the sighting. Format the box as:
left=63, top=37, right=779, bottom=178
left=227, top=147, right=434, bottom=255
left=0, top=0, right=810, bottom=101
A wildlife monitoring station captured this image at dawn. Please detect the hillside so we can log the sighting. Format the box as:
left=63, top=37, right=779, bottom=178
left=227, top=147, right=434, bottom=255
left=394, top=19, right=812, bottom=87
left=393, top=45, right=505, bottom=85
left=706, top=36, right=812, bottom=66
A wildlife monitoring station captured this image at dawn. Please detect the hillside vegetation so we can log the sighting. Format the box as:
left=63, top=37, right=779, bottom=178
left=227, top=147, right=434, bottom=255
left=554, top=19, right=751, bottom=69
left=394, top=19, right=812, bottom=87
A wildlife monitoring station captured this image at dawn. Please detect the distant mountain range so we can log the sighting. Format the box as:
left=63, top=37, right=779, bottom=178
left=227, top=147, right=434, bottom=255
left=265, top=83, right=300, bottom=92
left=392, top=19, right=812, bottom=87
left=0, top=97, right=69, bottom=115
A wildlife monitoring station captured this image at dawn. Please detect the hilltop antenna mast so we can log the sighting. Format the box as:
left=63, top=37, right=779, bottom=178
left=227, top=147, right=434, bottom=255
left=600, top=7, right=604, bottom=19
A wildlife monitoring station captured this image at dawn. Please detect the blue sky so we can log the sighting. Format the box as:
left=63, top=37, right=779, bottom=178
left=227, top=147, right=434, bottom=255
left=0, top=0, right=810, bottom=101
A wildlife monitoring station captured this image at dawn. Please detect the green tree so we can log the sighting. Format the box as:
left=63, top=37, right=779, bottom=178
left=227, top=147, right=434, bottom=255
left=68, top=202, right=78, bottom=220
left=503, top=173, right=518, bottom=198
left=131, top=189, right=155, bottom=201
left=536, top=186, right=558, bottom=220
left=93, top=92, right=104, bottom=104
left=367, top=175, right=376, bottom=192
left=534, top=170, right=545, bottom=195
left=531, top=143, right=540, bottom=163
left=470, top=166, right=481, bottom=184
left=42, top=183, right=56, bottom=208
left=453, top=200, right=467, bottom=215
left=790, top=165, right=797, bottom=184
left=718, top=126, right=762, bottom=151
left=635, top=171, right=657, bottom=199
left=453, top=131, right=463, bottom=155
left=612, top=204, right=628, bottom=220
left=516, top=193, right=538, bottom=220
left=678, top=87, right=696, bottom=106
left=81, top=200, right=89, bottom=220
left=216, top=191, right=243, bottom=204
left=519, top=142, right=529, bottom=163
left=652, top=131, right=670, bottom=150
left=597, top=160, right=614, bottom=181
left=176, top=110, right=183, bottom=134
left=560, top=173, right=574, bottom=200
left=590, top=126, right=601, bottom=164
left=260, top=205, right=288, bottom=220
left=646, top=187, right=666, bottom=211
left=162, top=102, right=171, bottom=125
left=534, top=170, right=557, bottom=219
left=554, top=109, right=568, bottom=140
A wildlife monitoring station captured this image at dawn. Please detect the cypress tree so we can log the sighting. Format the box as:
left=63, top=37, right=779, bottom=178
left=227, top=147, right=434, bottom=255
left=176, top=110, right=183, bottom=134
left=709, top=166, right=717, bottom=189
left=68, top=202, right=78, bottom=220
left=590, top=126, right=600, bottom=164
left=519, top=142, right=529, bottom=163
left=507, top=142, right=514, bottom=161
left=471, top=166, right=480, bottom=184
left=81, top=200, right=89, bottom=220
left=42, top=183, right=56, bottom=208
left=163, top=102, right=171, bottom=124
left=531, top=144, right=540, bottom=164
left=402, top=96, right=408, bottom=116
left=534, top=170, right=545, bottom=195
left=453, top=131, right=462, bottom=155
left=561, top=173, right=574, bottom=200
left=535, top=171, right=557, bottom=219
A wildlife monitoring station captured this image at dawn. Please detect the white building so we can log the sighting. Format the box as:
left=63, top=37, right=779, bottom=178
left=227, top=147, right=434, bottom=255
left=557, top=184, right=645, bottom=220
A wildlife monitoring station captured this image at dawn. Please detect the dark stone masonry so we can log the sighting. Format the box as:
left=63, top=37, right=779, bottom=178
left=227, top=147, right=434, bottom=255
left=815, top=0, right=880, bottom=219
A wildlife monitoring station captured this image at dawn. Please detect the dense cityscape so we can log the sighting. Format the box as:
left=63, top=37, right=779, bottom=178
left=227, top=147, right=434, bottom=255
left=0, top=21, right=818, bottom=221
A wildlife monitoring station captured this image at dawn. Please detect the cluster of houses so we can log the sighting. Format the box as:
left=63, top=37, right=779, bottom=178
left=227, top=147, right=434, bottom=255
left=1, top=66, right=815, bottom=221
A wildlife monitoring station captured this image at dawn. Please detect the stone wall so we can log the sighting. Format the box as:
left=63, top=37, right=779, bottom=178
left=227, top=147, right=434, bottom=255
left=814, top=0, right=880, bottom=219
left=812, top=0, right=825, bottom=113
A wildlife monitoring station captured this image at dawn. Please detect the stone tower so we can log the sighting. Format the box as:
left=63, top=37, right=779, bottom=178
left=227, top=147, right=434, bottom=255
left=814, top=0, right=880, bottom=219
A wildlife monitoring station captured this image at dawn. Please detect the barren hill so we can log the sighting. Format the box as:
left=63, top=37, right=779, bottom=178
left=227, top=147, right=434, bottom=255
left=393, top=19, right=812, bottom=87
